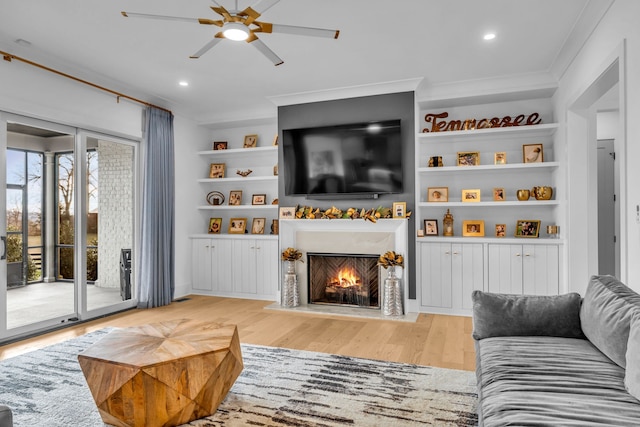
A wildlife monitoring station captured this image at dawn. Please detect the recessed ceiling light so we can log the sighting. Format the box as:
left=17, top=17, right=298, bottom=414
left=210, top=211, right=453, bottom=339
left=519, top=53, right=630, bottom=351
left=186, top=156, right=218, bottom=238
left=178, top=81, right=189, bottom=87
left=483, top=33, right=496, bottom=41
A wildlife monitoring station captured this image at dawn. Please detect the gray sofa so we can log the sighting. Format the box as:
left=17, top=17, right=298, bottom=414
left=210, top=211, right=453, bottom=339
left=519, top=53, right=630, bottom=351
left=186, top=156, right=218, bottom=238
left=0, top=405, right=12, bottom=427
left=472, top=275, right=640, bottom=426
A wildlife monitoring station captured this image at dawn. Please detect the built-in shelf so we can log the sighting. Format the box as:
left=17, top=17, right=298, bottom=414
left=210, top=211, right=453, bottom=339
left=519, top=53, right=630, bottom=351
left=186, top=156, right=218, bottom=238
left=417, top=200, right=560, bottom=208
left=197, top=205, right=279, bottom=210
left=417, top=162, right=560, bottom=174
left=198, top=176, right=278, bottom=184
left=416, top=123, right=559, bottom=140
left=197, top=146, right=278, bottom=157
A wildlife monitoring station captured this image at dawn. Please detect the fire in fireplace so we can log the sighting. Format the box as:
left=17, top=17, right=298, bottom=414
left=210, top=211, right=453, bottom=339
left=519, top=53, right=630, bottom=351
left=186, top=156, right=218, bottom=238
left=307, top=253, right=379, bottom=309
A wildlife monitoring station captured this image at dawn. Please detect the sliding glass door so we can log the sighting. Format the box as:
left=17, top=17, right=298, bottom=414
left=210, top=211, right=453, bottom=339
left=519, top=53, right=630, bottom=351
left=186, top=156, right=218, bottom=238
left=0, top=113, right=138, bottom=341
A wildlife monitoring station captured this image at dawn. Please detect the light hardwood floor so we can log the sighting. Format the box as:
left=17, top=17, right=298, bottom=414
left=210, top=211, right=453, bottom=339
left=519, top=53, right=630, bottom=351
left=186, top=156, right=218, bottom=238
left=0, top=295, right=476, bottom=371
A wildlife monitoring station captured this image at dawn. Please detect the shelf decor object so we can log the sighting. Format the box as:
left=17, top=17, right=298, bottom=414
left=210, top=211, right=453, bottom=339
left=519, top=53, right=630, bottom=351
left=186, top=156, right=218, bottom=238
left=443, top=209, right=454, bottom=236
left=378, top=251, right=404, bottom=316
left=206, top=191, right=225, bottom=206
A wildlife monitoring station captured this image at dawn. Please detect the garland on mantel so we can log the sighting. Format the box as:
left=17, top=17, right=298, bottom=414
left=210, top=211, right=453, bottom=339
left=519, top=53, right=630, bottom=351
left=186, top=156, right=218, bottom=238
left=293, top=205, right=411, bottom=223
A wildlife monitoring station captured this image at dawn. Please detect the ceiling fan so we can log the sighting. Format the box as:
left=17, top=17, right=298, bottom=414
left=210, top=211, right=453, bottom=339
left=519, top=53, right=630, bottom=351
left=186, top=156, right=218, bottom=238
left=121, top=0, right=340, bottom=66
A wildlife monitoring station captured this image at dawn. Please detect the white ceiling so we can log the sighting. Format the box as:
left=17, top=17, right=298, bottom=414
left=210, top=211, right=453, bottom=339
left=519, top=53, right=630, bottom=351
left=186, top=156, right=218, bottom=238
left=0, top=0, right=612, bottom=125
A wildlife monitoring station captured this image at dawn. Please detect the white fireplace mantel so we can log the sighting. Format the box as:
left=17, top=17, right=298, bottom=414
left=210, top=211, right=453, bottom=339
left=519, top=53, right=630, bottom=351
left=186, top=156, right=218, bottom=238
left=278, top=219, right=411, bottom=319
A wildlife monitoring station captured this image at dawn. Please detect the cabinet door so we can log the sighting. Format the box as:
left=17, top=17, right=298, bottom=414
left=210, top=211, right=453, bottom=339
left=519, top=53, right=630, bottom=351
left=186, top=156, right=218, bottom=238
left=232, top=239, right=258, bottom=294
left=191, top=239, right=213, bottom=291
left=451, top=243, right=484, bottom=310
left=210, top=238, right=233, bottom=293
left=419, top=242, right=453, bottom=308
left=522, top=244, right=559, bottom=295
left=254, top=239, right=279, bottom=298
left=487, top=244, right=523, bottom=294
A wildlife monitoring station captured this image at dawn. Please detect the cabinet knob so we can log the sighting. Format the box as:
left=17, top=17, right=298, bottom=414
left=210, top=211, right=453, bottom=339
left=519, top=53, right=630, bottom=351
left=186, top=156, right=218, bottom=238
left=525, top=253, right=531, bottom=257
left=515, top=253, right=521, bottom=257
left=444, top=251, right=451, bottom=255
left=452, top=251, right=459, bottom=255
left=205, top=245, right=210, bottom=249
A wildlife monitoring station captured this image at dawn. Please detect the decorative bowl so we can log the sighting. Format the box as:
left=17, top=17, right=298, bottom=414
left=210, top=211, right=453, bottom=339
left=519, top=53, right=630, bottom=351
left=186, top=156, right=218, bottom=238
left=516, top=189, right=530, bottom=201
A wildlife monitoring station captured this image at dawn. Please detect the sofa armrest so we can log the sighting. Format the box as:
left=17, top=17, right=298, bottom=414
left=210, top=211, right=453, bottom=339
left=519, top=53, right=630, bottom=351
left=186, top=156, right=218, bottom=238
left=0, top=405, right=12, bottom=427
left=471, top=291, right=585, bottom=340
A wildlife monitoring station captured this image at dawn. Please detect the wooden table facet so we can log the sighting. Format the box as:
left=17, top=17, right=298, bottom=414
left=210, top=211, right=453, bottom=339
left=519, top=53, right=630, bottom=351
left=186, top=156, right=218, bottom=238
left=78, top=319, right=243, bottom=427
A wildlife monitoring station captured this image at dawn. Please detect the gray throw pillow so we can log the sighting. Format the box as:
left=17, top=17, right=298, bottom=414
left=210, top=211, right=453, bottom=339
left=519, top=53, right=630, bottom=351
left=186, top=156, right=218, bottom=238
left=472, top=290, right=584, bottom=340
left=625, top=314, right=640, bottom=400
left=580, top=275, right=640, bottom=368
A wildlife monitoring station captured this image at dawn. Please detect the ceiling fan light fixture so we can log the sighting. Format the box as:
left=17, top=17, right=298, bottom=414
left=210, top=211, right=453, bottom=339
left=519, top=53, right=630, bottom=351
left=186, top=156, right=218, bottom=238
left=223, top=22, right=250, bottom=41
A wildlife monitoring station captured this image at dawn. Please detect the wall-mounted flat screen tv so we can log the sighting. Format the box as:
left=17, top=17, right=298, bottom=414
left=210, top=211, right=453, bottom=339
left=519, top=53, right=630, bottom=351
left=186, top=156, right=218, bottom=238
left=283, top=119, right=403, bottom=198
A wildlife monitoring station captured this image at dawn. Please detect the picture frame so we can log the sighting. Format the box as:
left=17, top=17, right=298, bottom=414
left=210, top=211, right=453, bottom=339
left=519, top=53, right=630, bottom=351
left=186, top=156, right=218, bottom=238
left=494, top=151, right=506, bottom=164
left=428, top=156, right=443, bottom=167
left=243, top=134, right=258, bottom=148
left=462, top=220, right=485, bottom=237
left=495, top=224, right=506, bottom=238
left=273, top=165, right=278, bottom=176
left=252, top=194, right=266, bottom=205
left=457, top=151, right=480, bottom=166
left=213, top=141, right=227, bottom=150
left=427, top=187, right=448, bottom=202
left=272, top=134, right=279, bottom=146
left=462, top=188, right=481, bottom=202
left=515, top=219, right=541, bottom=238
left=523, top=143, right=544, bottom=163
left=392, top=202, right=407, bottom=219
left=228, top=190, right=242, bottom=206
left=492, top=187, right=506, bottom=201
left=228, top=218, right=247, bottom=234
left=279, top=206, right=295, bottom=219
left=251, top=218, right=266, bottom=234
left=208, top=163, right=225, bottom=179
left=208, top=217, right=222, bottom=234
left=424, top=219, right=439, bottom=236
left=271, top=219, right=279, bottom=235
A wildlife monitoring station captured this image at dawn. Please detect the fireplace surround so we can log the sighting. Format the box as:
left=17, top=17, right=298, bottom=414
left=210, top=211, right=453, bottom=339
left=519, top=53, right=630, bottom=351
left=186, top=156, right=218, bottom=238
left=278, top=219, right=411, bottom=318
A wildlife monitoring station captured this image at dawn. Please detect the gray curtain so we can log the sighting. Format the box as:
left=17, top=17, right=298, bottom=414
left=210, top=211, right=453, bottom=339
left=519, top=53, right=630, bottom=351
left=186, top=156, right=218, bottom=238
left=137, top=107, right=175, bottom=308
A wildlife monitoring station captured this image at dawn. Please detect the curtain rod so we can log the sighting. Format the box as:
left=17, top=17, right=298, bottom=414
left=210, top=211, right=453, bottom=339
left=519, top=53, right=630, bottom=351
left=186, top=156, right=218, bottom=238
left=1, top=50, right=172, bottom=115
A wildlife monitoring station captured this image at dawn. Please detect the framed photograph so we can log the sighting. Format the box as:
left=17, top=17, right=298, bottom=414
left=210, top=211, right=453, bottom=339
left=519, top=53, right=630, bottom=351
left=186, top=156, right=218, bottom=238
left=273, top=165, right=278, bottom=176
left=213, top=141, right=228, bottom=150
left=271, top=219, right=279, bottom=235
left=495, top=224, right=506, bottom=238
left=428, top=156, right=443, bottom=167
left=252, top=194, right=266, bottom=205
left=229, top=190, right=242, bottom=206
left=494, top=152, right=506, bottom=164
left=243, top=134, right=258, bottom=148
left=462, top=220, right=485, bottom=237
left=427, top=187, right=448, bottom=202
left=493, top=187, right=506, bottom=201
left=208, top=163, right=225, bottom=179
left=515, top=219, right=541, bottom=238
left=279, top=206, right=295, bottom=219
left=523, top=143, right=544, bottom=163
left=392, top=202, right=407, bottom=219
left=457, top=151, right=480, bottom=166
left=228, top=218, right=247, bottom=234
left=208, top=218, right=222, bottom=234
left=251, top=218, right=266, bottom=234
left=462, top=189, right=481, bottom=202
left=424, top=219, right=439, bottom=236
left=272, top=134, right=279, bottom=146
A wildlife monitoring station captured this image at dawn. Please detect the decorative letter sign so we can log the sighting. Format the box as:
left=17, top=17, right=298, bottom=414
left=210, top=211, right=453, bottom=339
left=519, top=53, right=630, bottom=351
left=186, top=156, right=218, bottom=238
left=422, top=112, right=542, bottom=133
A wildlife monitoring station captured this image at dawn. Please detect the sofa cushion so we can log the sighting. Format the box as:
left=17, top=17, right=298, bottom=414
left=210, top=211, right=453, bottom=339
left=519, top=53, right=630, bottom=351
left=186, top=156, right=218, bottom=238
left=471, top=290, right=584, bottom=340
left=580, top=275, right=640, bottom=368
left=625, top=314, right=640, bottom=400
left=476, top=336, right=640, bottom=426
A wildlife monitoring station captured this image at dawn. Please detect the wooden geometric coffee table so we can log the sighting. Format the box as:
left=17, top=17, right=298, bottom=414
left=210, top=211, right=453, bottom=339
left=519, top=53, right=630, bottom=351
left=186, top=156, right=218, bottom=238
left=78, top=319, right=243, bottom=427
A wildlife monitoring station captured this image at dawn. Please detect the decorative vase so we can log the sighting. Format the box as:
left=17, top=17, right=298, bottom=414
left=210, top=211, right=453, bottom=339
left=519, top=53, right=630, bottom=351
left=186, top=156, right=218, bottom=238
left=282, top=260, right=300, bottom=307
left=516, top=189, right=530, bottom=201
left=443, top=209, right=454, bottom=237
left=382, top=266, right=403, bottom=316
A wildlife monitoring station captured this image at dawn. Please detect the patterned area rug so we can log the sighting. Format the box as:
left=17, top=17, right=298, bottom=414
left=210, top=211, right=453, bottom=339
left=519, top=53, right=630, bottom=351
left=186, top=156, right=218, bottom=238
left=0, top=329, right=477, bottom=426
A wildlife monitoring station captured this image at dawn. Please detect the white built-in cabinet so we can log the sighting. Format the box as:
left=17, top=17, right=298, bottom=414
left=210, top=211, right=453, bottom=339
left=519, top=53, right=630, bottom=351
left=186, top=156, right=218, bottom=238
left=191, top=235, right=279, bottom=300
left=191, top=118, right=280, bottom=301
left=415, top=92, right=565, bottom=315
left=487, top=243, right=559, bottom=296
left=418, top=242, right=484, bottom=313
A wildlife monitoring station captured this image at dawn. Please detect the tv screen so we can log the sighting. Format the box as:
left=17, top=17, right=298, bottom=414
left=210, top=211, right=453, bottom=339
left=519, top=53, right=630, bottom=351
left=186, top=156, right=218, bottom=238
left=283, top=120, right=403, bottom=197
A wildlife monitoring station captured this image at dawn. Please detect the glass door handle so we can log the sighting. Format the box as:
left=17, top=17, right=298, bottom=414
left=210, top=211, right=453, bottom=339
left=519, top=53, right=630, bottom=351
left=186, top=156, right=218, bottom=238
left=1, top=236, right=5, bottom=260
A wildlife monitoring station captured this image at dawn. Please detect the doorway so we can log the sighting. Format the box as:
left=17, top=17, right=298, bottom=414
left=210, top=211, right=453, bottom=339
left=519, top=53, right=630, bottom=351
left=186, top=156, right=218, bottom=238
left=0, top=113, right=139, bottom=341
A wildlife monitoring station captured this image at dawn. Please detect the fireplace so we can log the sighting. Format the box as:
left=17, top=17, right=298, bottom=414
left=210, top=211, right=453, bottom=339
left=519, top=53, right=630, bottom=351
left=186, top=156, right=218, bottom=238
left=307, top=253, right=379, bottom=309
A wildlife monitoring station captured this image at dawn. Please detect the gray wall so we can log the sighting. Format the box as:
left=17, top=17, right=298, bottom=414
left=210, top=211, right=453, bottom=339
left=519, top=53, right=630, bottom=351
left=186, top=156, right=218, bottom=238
left=277, top=91, right=417, bottom=299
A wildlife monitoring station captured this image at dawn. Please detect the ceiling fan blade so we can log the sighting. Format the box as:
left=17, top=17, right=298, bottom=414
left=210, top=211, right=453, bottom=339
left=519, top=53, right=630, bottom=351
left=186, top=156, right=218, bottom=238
left=249, top=38, right=284, bottom=66
left=190, top=37, right=224, bottom=59
left=271, top=24, right=340, bottom=39
left=211, top=6, right=233, bottom=21
left=121, top=11, right=219, bottom=25
left=252, top=0, right=281, bottom=14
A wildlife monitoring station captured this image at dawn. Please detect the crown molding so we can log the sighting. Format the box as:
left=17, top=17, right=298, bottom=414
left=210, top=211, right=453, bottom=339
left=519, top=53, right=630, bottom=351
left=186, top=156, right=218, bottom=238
left=268, top=78, right=423, bottom=107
